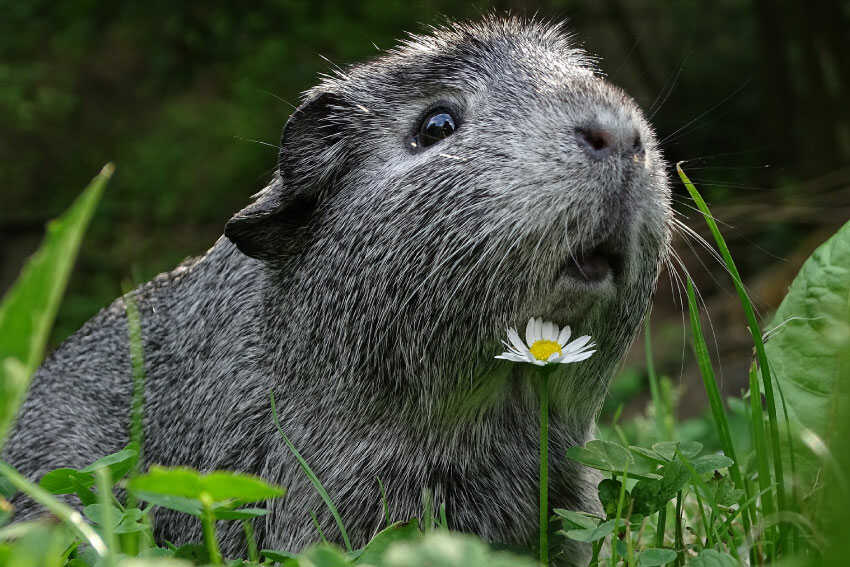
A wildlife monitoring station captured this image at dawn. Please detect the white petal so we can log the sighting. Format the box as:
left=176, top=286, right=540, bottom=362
left=533, top=317, right=543, bottom=343
left=564, top=335, right=593, bottom=352
left=557, top=325, right=572, bottom=346
left=542, top=320, right=556, bottom=341
left=546, top=352, right=561, bottom=362
left=507, top=328, right=529, bottom=355
left=532, top=359, right=547, bottom=366
left=525, top=318, right=536, bottom=347
left=559, top=350, right=596, bottom=363
left=496, top=352, right=527, bottom=363
left=527, top=317, right=540, bottom=344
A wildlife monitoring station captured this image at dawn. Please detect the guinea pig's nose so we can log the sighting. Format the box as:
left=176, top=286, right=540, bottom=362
left=575, top=125, right=643, bottom=161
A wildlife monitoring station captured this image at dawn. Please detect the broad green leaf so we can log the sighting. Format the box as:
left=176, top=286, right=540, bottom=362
left=698, top=474, right=745, bottom=509
left=652, top=441, right=702, bottom=461
left=637, top=548, right=677, bottom=566
left=691, top=454, right=734, bottom=474
left=297, top=544, right=351, bottom=567
left=83, top=504, right=122, bottom=527
left=355, top=519, right=419, bottom=565
left=552, top=509, right=599, bottom=530
left=201, top=470, right=285, bottom=501
left=128, top=467, right=202, bottom=500
left=40, top=443, right=140, bottom=502
left=0, top=164, right=113, bottom=444
left=131, top=487, right=271, bottom=521
left=566, top=440, right=632, bottom=473
left=764, top=219, right=850, bottom=488
left=128, top=466, right=284, bottom=504
left=82, top=504, right=146, bottom=535
left=0, top=475, right=15, bottom=500
left=632, top=461, right=690, bottom=517
left=628, top=447, right=665, bottom=478
left=0, top=522, right=75, bottom=567
left=261, top=549, right=298, bottom=563
left=171, top=543, right=210, bottom=562
left=597, top=478, right=631, bottom=520
left=80, top=442, right=139, bottom=482
left=687, top=549, right=739, bottom=567
left=39, top=468, right=94, bottom=495
left=381, top=531, right=538, bottom=567
left=113, top=508, right=146, bottom=534
left=561, top=518, right=625, bottom=543
left=131, top=492, right=202, bottom=516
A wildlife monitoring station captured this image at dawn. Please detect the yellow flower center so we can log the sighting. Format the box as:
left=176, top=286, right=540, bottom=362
left=529, top=340, right=562, bottom=362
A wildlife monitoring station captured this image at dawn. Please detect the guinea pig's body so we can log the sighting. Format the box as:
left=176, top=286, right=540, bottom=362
left=4, top=17, right=671, bottom=565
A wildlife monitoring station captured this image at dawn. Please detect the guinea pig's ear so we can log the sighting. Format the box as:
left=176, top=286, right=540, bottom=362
left=225, top=92, right=345, bottom=261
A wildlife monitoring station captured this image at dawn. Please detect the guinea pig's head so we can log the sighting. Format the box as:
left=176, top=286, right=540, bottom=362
left=226, top=17, right=671, bottom=409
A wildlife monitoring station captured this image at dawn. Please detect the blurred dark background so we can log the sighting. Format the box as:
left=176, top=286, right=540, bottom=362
left=2, top=0, right=848, bottom=418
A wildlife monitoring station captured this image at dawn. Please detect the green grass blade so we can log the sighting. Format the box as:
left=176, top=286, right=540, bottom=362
left=310, top=510, right=329, bottom=544
left=0, top=164, right=113, bottom=445
left=270, top=392, right=352, bottom=552
left=243, top=519, right=259, bottom=563
left=95, top=466, right=118, bottom=567
left=376, top=475, right=390, bottom=528
left=677, top=164, right=787, bottom=521
left=610, top=463, right=629, bottom=567
left=0, top=461, right=107, bottom=557
left=674, top=490, right=684, bottom=567
left=686, top=278, right=754, bottom=538
left=655, top=505, right=667, bottom=548
left=644, top=316, right=671, bottom=441
left=749, top=363, right=776, bottom=557
left=123, top=286, right=146, bottom=477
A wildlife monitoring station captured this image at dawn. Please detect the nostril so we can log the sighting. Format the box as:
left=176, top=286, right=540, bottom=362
left=575, top=127, right=614, bottom=157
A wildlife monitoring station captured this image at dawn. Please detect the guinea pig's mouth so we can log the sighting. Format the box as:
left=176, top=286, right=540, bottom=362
left=557, top=240, right=624, bottom=285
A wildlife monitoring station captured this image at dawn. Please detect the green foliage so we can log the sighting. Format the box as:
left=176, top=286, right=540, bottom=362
left=679, top=164, right=788, bottom=525
left=0, top=164, right=112, bottom=443
left=128, top=467, right=285, bottom=505
left=764, top=220, right=850, bottom=487
left=378, top=532, right=538, bottom=567
left=41, top=442, right=139, bottom=499
left=354, top=520, right=419, bottom=565
left=687, top=550, right=739, bottom=567
left=636, top=548, right=677, bottom=567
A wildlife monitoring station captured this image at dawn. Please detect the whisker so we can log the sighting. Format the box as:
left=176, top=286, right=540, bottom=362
left=659, top=79, right=751, bottom=146
left=648, top=53, right=688, bottom=120
left=663, top=247, right=689, bottom=385
left=257, top=89, right=298, bottom=110
left=233, top=136, right=281, bottom=150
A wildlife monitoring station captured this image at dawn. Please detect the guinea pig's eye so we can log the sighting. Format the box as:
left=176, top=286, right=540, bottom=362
left=414, top=108, right=457, bottom=149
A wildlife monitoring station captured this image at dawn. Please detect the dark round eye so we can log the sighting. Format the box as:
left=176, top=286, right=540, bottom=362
left=417, top=110, right=457, bottom=147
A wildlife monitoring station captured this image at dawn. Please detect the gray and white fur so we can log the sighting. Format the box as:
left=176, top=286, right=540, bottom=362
left=4, top=16, right=671, bottom=565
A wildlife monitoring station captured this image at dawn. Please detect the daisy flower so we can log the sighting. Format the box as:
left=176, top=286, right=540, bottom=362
left=495, top=316, right=595, bottom=366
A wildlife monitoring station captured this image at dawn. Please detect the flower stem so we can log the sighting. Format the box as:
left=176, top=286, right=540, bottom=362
left=539, top=368, right=550, bottom=566
left=200, top=493, right=222, bottom=565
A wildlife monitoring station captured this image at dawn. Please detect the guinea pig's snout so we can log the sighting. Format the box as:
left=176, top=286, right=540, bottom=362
left=574, top=123, right=644, bottom=162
